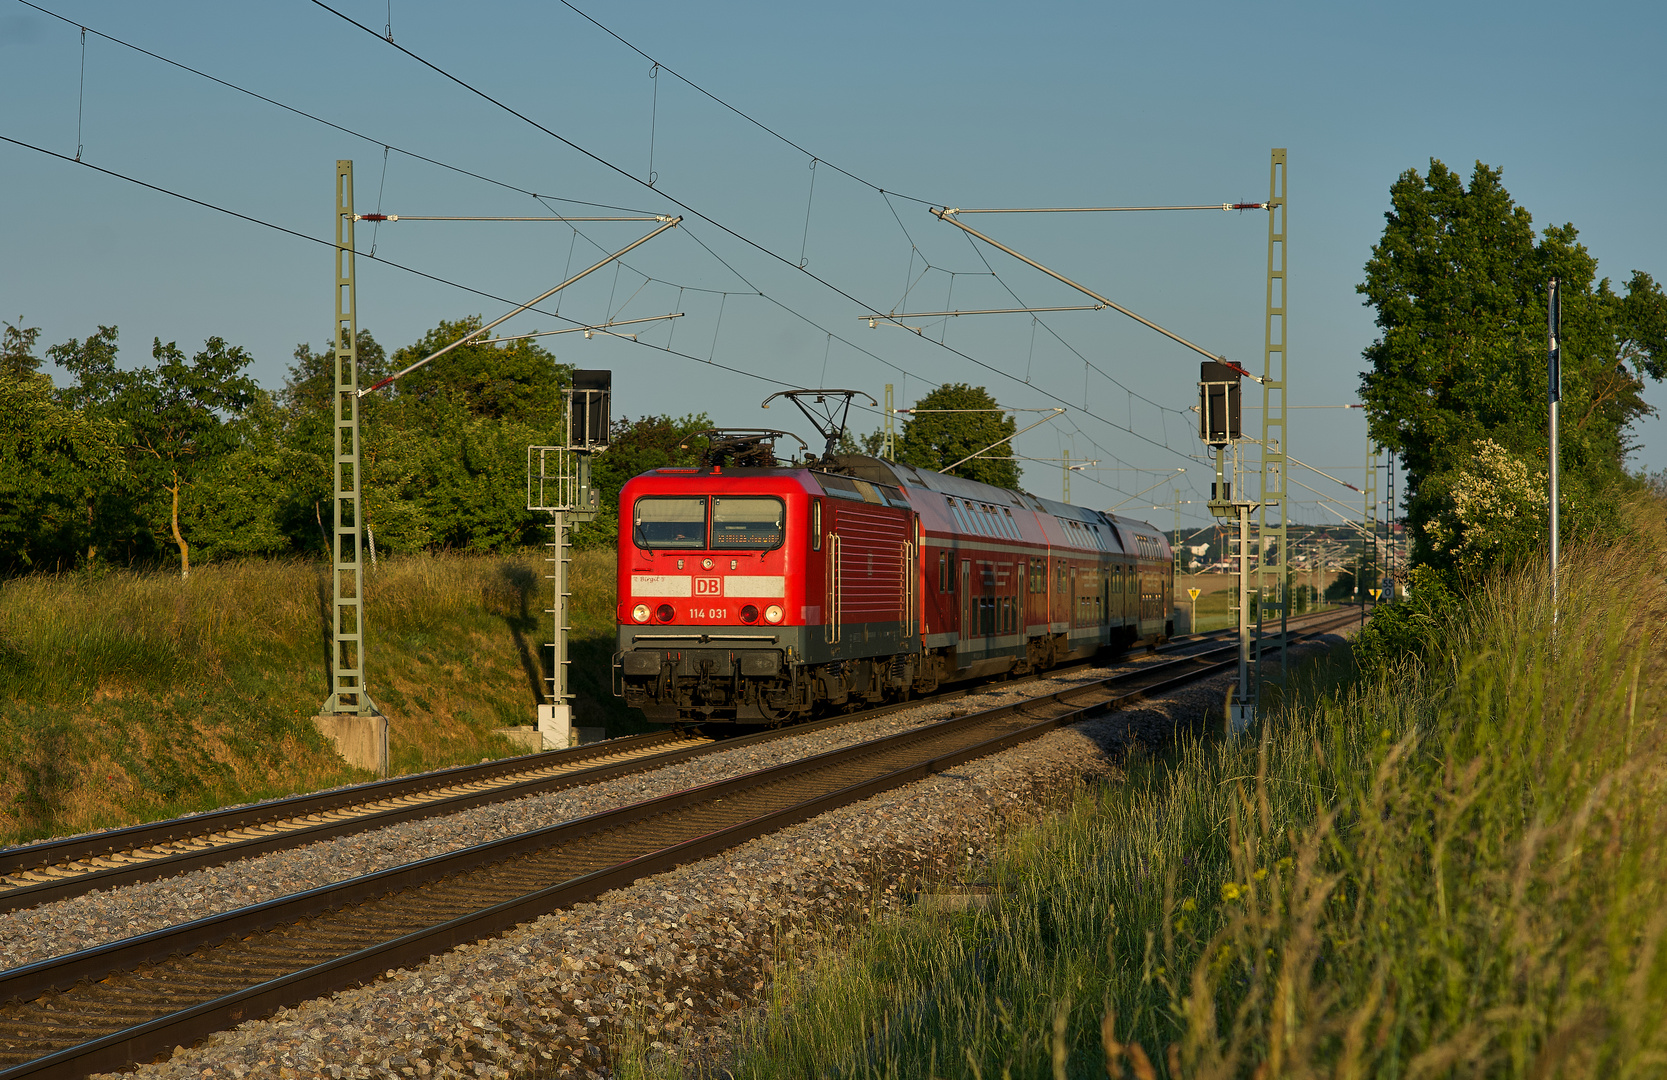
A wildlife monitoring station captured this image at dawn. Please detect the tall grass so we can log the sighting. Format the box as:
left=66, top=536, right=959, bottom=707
left=0, top=549, right=629, bottom=844
left=659, top=505, right=1667, bottom=1077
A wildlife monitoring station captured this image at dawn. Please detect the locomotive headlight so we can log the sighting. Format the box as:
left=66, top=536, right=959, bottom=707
left=764, top=605, right=784, bottom=624
left=632, top=604, right=651, bottom=624
left=656, top=604, right=676, bottom=623
left=740, top=604, right=760, bottom=624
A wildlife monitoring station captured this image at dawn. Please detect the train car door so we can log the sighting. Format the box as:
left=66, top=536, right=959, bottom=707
left=960, top=559, right=972, bottom=644
left=1069, top=566, right=1078, bottom=628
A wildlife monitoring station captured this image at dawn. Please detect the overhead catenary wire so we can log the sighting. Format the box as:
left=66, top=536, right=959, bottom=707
left=14, top=0, right=656, bottom=216
left=0, top=132, right=809, bottom=396
left=306, top=0, right=1208, bottom=479
left=946, top=203, right=1271, bottom=214
left=931, top=208, right=1253, bottom=379
left=861, top=304, right=1104, bottom=322
left=22, top=0, right=1211, bottom=498
left=551, top=0, right=939, bottom=207
left=359, top=216, right=683, bottom=396
left=473, top=313, right=683, bottom=346
left=353, top=214, right=673, bottom=222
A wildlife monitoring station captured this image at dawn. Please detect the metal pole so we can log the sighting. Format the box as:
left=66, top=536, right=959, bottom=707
left=1063, top=449, right=1070, bottom=503
left=321, top=160, right=379, bottom=724
left=550, top=508, right=570, bottom=741
left=1363, top=441, right=1377, bottom=627
left=1548, top=276, right=1561, bottom=617
left=883, top=383, right=896, bottom=461
left=1236, top=501, right=1252, bottom=732
left=1257, top=148, right=1289, bottom=683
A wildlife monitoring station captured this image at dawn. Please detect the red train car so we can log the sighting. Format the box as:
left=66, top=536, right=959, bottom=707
left=614, top=454, right=1172, bottom=724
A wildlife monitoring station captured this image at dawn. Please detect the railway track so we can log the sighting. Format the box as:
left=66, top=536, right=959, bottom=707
left=0, top=608, right=1357, bottom=1079
left=0, top=612, right=1343, bottom=915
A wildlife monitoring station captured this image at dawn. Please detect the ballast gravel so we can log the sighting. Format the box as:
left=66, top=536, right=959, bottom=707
left=0, top=643, right=1196, bottom=971
left=26, top=627, right=1344, bottom=1080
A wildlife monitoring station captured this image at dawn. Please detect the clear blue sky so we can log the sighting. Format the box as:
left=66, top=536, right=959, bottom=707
left=3, top=0, right=1663, bottom=532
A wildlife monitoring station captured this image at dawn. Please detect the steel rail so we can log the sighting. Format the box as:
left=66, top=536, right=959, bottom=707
left=0, top=611, right=1346, bottom=914
left=0, top=611, right=1360, bottom=1078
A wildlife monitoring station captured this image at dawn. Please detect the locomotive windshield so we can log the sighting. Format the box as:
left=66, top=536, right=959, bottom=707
left=712, top=496, right=785, bottom=550
left=633, top=496, right=708, bottom=549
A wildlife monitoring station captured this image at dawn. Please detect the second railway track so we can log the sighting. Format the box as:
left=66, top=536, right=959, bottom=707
left=0, top=608, right=1357, bottom=1079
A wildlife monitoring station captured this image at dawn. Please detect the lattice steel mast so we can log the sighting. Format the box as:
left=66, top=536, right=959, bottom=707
left=320, top=160, right=377, bottom=719
left=1255, top=149, right=1289, bottom=683
left=1364, top=441, right=1380, bottom=621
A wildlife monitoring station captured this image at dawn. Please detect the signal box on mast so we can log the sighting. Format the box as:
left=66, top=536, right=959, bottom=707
left=1197, top=361, right=1258, bottom=734
left=527, top=369, right=613, bottom=749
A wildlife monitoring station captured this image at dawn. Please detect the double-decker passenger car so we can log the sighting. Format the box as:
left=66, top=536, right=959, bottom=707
left=615, top=454, right=1172, bottom=724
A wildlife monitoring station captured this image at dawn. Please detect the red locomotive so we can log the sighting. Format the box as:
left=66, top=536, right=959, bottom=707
left=613, top=422, right=1173, bottom=725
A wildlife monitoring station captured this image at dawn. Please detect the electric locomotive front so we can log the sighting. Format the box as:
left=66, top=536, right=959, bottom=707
left=614, top=466, right=815, bottom=723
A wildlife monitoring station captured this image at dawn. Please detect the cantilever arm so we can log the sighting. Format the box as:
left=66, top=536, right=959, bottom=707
left=929, top=208, right=1255, bottom=381
left=359, top=216, right=682, bottom=396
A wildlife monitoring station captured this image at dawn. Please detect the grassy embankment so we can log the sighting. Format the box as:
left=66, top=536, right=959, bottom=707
left=1175, top=572, right=1343, bottom=634
left=0, top=549, right=629, bottom=845
left=642, top=493, right=1667, bottom=1077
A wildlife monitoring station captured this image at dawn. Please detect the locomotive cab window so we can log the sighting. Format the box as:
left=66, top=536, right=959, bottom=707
left=712, top=496, right=785, bottom=549
left=633, top=496, right=708, bottom=549
left=811, top=499, right=822, bottom=551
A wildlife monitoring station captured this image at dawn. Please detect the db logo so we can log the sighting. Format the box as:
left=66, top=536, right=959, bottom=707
left=694, top=577, right=722, bottom=596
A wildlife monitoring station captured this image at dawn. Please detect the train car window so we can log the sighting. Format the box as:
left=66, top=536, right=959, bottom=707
left=711, top=496, right=786, bottom=549
left=633, top=496, right=708, bottom=550
left=938, top=551, right=948, bottom=592
left=811, top=500, right=822, bottom=551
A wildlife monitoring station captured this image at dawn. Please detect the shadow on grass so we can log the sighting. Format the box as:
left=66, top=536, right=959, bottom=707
left=497, top=561, right=548, bottom=707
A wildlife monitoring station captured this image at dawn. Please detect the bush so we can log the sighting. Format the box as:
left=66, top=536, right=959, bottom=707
left=1349, top=564, right=1463, bottom=671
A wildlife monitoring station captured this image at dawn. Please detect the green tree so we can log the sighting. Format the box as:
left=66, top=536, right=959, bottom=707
left=278, top=329, right=388, bottom=459
left=386, top=317, right=568, bottom=427
left=0, top=324, right=123, bottom=571
left=352, top=318, right=571, bottom=554
left=46, top=326, right=150, bottom=567
left=2, top=319, right=43, bottom=381
left=897, top=383, right=1021, bottom=488
left=185, top=394, right=321, bottom=561
left=53, top=331, right=261, bottom=578
left=1358, top=159, right=1667, bottom=571
left=571, top=414, right=711, bottom=549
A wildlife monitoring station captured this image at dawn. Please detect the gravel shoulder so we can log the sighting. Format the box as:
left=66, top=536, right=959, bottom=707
left=74, top=628, right=1353, bottom=1080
